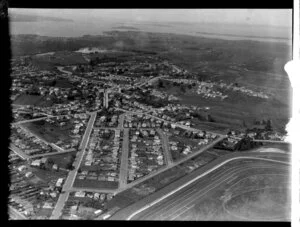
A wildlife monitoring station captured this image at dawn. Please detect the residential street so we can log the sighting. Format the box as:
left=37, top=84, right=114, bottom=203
left=115, top=107, right=224, bottom=137
left=8, top=206, right=27, bottom=220
left=9, top=143, right=29, bottom=160
left=50, top=112, right=96, bottom=219
left=157, top=129, right=173, bottom=166
left=119, top=128, right=129, bottom=189
left=114, top=135, right=226, bottom=194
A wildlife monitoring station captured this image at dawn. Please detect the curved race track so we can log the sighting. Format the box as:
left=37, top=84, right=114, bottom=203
left=130, top=157, right=290, bottom=220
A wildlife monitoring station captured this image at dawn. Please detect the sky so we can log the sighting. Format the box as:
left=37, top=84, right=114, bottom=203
left=9, top=9, right=292, bottom=27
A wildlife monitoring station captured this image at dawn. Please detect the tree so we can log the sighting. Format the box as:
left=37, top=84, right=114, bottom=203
left=66, top=163, right=74, bottom=170
left=180, top=85, right=186, bottom=93
left=158, top=80, right=164, bottom=88
left=265, top=119, right=273, bottom=131
left=207, top=114, right=214, bottom=122
left=47, top=158, right=54, bottom=166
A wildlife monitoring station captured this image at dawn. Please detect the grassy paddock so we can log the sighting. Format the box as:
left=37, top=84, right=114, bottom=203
left=73, top=179, right=119, bottom=190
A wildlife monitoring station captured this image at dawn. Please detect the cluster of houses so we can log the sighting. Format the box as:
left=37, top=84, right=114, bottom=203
left=168, top=128, right=217, bottom=159
left=95, top=114, right=119, bottom=128
left=11, top=125, right=52, bottom=156
left=11, top=62, right=108, bottom=117
left=219, top=82, right=269, bottom=99
left=73, top=191, right=113, bottom=201
left=128, top=129, right=165, bottom=182
left=150, top=89, right=179, bottom=101
left=44, top=115, right=88, bottom=149
left=197, top=81, right=228, bottom=100
left=216, top=136, right=241, bottom=151
left=124, top=114, right=165, bottom=128
left=122, top=98, right=153, bottom=112
left=9, top=153, right=66, bottom=219
left=61, top=190, right=114, bottom=219
left=78, top=129, right=121, bottom=182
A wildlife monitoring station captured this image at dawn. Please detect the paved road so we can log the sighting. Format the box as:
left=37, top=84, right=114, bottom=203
left=29, top=149, right=75, bottom=159
left=171, top=65, right=182, bottom=74
left=115, top=107, right=225, bottom=137
left=114, top=136, right=225, bottom=194
left=157, top=129, right=173, bottom=166
left=9, top=144, right=29, bottom=160
left=68, top=187, right=117, bottom=194
left=57, top=66, right=72, bottom=75
left=119, top=128, right=129, bottom=189
left=50, top=112, right=96, bottom=219
left=135, top=75, right=168, bottom=87
left=109, top=151, right=290, bottom=220
left=104, top=89, right=109, bottom=108
left=12, top=116, right=49, bottom=125
left=57, top=67, right=105, bottom=86
left=8, top=206, right=27, bottom=220
left=118, top=113, right=125, bottom=128
left=10, top=142, right=74, bottom=160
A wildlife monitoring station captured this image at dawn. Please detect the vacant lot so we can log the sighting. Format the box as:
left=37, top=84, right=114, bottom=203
left=13, top=94, right=43, bottom=106
left=73, top=179, right=118, bottom=190
left=13, top=94, right=53, bottom=107
left=22, top=120, right=73, bottom=144
left=47, top=150, right=78, bottom=169
left=29, top=167, right=67, bottom=184
left=35, top=208, right=53, bottom=218
left=53, top=79, right=74, bottom=88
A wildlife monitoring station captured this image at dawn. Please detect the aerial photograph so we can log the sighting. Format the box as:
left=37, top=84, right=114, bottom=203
left=7, top=8, right=292, bottom=221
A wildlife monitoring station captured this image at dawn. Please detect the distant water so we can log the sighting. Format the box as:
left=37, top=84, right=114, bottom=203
left=35, top=52, right=55, bottom=56
left=75, top=47, right=115, bottom=54
left=9, top=19, right=292, bottom=45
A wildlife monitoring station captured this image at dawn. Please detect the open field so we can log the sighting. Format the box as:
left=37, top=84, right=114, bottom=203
left=13, top=94, right=43, bottom=106
left=47, top=150, right=78, bottom=169
left=178, top=94, right=289, bottom=132
left=13, top=94, right=53, bottom=107
left=30, top=167, right=67, bottom=184
left=154, top=77, right=289, bottom=132
left=32, top=51, right=88, bottom=68
left=21, top=120, right=73, bottom=144
left=73, top=179, right=118, bottom=190
left=35, top=208, right=53, bottom=218
left=52, top=79, right=74, bottom=88
left=261, top=143, right=291, bottom=152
